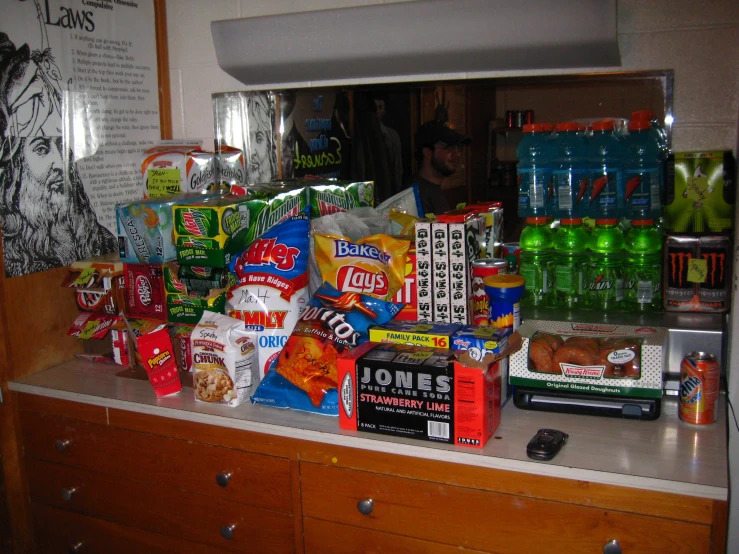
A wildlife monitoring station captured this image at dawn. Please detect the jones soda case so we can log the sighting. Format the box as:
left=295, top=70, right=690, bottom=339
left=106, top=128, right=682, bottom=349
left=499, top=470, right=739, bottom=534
left=338, top=342, right=501, bottom=448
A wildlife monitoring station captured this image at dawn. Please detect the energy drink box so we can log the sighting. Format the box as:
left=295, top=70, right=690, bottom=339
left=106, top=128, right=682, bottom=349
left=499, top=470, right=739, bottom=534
left=664, top=151, right=735, bottom=233
left=117, top=194, right=218, bottom=264
left=369, top=321, right=463, bottom=348
left=338, top=342, right=502, bottom=448
left=173, top=187, right=309, bottom=267
left=663, top=234, right=732, bottom=313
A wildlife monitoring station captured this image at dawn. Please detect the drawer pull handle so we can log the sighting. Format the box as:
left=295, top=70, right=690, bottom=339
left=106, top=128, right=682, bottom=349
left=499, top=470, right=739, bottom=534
left=68, top=542, right=84, bottom=553
left=55, top=439, right=71, bottom=453
left=357, top=498, right=374, bottom=515
left=220, top=524, right=237, bottom=540
left=603, top=539, right=622, bottom=554
left=216, top=472, right=232, bottom=487
left=61, top=488, right=77, bottom=501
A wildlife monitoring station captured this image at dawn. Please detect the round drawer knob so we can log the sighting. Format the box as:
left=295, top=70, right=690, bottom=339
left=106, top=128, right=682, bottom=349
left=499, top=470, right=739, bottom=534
left=220, top=524, right=237, bottom=540
left=216, top=472, right=232, bottom=487
left=603, top=539, right=622, bottom=554
left=55, top=439, right=71, bottom=454
left=61, top=487, right=77, bottom=501
left=68, top=542, right=84, bottom=553
left=357, top=498, right=374, bottom=515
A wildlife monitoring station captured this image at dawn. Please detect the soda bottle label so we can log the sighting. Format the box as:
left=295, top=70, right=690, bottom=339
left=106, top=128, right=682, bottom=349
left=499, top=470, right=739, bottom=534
left=588, top=265, right=623, bottom=308
left=552, top=169, right=588, bottom=214
left=625, top=168, right=660, bottom=215
left=590, top=169, right=622, bottom=215
left=554, top=264, right=583, bottom=293
left=637, top=280, right=654, bottom=303
left=624, top=265, right=661, bottom=308
left=518, top=168, right=550, bottom=211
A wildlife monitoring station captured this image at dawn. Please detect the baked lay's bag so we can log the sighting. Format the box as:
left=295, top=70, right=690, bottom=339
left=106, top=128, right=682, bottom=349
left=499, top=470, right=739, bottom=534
left=313, top=233, right=410, bottom=301
left=251, top=282, right=403, bottom=415
left=226, top=207, right=311, bottom=378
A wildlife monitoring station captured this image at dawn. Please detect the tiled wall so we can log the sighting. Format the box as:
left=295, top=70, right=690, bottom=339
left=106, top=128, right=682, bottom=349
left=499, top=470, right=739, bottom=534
left=166, top=0, right=739, bottom=549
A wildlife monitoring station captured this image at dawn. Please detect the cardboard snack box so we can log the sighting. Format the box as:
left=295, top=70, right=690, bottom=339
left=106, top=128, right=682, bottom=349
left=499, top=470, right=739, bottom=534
left=509, top=320, right=665, bottom=399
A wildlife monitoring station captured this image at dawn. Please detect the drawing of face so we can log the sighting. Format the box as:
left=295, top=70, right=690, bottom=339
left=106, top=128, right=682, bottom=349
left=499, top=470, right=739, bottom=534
left=247, top=93, right=274, bottom=184
left=19, top=136, right=69, bottom=221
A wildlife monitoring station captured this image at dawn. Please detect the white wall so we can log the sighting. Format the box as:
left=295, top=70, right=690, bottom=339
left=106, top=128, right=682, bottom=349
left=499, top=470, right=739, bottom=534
left=166, top=0, right=739, bottom=548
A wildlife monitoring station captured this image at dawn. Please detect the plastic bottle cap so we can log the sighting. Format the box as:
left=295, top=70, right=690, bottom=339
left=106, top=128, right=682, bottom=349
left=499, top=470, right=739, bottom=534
left=627, top=119, right=651, bottom=131
left=525, top=217, right=549, bottom=224
left=631, top=110, right=655, bottom=121
left=554, top=122, right=579, bottom=132
left=595, top=218, right=619, bottom=225
left=561, top=218, right=583, bottom=224
left=631, top=219, right=655, bottom=225
left=522, top=123, right=551, bottom=133
left=592, top=120, right=615, bottom=131
left=483, top=274, right=525, bottom=288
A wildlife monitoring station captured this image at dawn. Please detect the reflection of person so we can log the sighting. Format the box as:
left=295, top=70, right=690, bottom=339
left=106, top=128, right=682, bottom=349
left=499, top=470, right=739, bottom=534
left=246, top=92, right=277, bottom=184
left=373, top=94, right=403, bottom=191
left=405, top=120, right=471, bottom=217
left=329, top=91, right=352, bottom=178
left=0, top=31, right=115, bottom=277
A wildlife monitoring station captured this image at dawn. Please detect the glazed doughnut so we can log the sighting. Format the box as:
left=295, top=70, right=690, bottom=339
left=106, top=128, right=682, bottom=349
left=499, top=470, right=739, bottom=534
left=561, top=336, right=599, bottom=355
left=529, top=340, right=556, bottom=373
left=534, top=332, right=564, bottom=352
left=598, top=348, right=640, bottom=379
left=552, top=345, right=596, bottom=368
left=599, top=337, right=640, bottom=351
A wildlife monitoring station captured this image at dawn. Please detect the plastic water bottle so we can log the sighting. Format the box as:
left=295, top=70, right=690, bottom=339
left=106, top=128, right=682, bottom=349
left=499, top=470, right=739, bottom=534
left=551, top=122, right=589, bottom=219
left=588, top=120, right=625, bottom=219
left=586, top=218, right=624, bottom=310
left=519, top=216, right=554, bottom=307
left=552, top=218, right=590, bottom=308
left=517, top=123, right=553, bottom=217
left=631, top=110, right=669, bottom=207
left=624, top=219, right=662, bottom=311
left=623, top=119, right=662, bottom=219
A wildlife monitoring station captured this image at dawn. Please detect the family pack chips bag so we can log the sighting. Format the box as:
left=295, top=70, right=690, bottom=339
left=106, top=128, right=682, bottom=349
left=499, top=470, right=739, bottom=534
left=226, top=207, right=310, bottom=378
left=251, top=282, right=403, bottom=415
left=313, top=233, right=410, bottom=301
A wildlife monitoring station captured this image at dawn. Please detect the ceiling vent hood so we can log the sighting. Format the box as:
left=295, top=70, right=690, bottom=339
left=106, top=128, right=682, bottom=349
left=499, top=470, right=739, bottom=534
left=211, top=0, right=620, bottom=87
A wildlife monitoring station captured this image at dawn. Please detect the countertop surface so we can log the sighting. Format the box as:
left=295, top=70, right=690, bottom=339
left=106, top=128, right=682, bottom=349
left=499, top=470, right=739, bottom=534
left=10, top=359, right=729, bottom=500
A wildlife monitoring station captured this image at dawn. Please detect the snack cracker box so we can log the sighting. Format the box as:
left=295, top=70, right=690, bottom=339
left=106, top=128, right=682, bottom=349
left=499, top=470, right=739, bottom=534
left=141, top=141, right=215, bottom=198
left=338, top=342, right=501, bottom=448
left=509, top=320, right=665, bottom=398
left=369, top=321, right=462, bottom=349
left=664, top=151, right=735, bottom=233
left=173, top=187, right=309, bottom=267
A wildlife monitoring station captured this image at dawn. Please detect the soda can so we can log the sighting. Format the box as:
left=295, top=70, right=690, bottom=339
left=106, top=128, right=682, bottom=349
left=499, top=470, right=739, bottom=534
left=679, top=351, right=720, bottom=425
left=501, top=242, right=522, bottom=274
left=178, top=265, right=230, bottom=292
left=664, top=235, right=697, bottom=311
left=697, top=235, right=731, bottom=312
left=471, top=259, right=508, bottom=325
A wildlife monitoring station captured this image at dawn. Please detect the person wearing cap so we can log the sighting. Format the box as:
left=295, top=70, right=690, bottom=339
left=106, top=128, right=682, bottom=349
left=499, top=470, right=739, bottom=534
left=407, top=119, right=471, bottom=217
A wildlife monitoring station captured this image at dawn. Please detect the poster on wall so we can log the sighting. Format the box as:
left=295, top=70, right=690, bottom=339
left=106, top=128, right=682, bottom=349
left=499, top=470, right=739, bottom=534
left=278, top=89, right=352, bottom=180
left=1, top=0, right=161, bottom=277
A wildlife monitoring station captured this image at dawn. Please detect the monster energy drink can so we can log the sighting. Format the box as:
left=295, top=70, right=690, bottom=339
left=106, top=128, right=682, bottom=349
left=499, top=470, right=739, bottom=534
left=697, top=236, right=731, bottom=312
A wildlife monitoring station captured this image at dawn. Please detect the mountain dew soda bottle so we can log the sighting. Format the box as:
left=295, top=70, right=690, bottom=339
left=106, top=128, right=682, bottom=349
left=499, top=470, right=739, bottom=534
left=519, top=217, right=555, bottom=307
left=624, top=219, right=662, bottom=311
left=587, top=218, right=624, bottom=310
left=553, top=218, right=590, bottom=308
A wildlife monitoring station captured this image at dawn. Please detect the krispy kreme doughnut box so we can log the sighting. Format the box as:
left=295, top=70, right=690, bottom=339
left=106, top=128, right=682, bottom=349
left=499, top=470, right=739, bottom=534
left=510, top=320, right=666, bottom=398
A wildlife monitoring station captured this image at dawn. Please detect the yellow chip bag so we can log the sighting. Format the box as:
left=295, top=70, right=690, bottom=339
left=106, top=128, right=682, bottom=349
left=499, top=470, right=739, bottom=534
left=314, top=233, right=410, bottom=301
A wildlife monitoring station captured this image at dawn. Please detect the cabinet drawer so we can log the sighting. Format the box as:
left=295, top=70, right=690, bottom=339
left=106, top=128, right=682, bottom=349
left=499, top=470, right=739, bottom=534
left=20, top=410, right=292, bottom=512
left=27, top=458, right=294, bottom=553
left=33, top=503, right=226, bottom=554
left=304, top=517, right=491, bottom=554
left=301, top=462, right=711, bottom=554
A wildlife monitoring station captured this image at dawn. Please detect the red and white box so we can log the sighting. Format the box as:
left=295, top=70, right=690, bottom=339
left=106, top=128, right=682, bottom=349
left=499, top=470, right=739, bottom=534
left=124, top=263, right=167, bottom=320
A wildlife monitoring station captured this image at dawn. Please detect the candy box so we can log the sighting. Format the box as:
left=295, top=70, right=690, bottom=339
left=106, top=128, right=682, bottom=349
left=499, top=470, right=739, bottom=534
left=509, top=320, right=666, bottom=399
left=338, top=342, right=504, bottom=448
left=173, top=187, right=309, bottom=267
left=61, top=255, right=125, bottom=315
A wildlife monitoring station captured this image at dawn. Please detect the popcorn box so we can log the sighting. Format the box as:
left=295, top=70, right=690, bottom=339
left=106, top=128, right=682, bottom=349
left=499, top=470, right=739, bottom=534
left=509, top=320, right=666, bottom=399
left=338, top=342, right=502, bottom=448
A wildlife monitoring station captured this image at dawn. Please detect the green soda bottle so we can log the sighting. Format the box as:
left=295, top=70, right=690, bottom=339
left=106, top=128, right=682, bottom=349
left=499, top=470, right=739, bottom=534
left=624, top=219, right=663, bottom=311
left=553, top=218, right=590, bottom=308
left=587, top=218, right=624, bottom=310
left=519, top=216, right=555, bottom=307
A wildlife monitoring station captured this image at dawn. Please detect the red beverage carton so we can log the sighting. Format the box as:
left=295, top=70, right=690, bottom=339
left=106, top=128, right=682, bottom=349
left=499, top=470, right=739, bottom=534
left=124, top=263, right=167, bottom=319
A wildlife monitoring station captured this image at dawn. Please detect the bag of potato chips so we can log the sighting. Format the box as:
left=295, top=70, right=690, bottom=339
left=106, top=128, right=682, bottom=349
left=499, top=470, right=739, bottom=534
left=251, top=282, right=403, bottom=415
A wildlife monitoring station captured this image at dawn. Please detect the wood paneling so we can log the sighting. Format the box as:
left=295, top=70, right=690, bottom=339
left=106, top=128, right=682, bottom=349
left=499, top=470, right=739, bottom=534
left=17, top=393, right=107, bottom=424
left=301, top=462, right=711, bottom=554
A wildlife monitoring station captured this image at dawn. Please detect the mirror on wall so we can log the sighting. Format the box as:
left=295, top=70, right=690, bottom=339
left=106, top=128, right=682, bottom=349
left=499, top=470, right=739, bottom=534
left=213, top=70, right=673, bottom=240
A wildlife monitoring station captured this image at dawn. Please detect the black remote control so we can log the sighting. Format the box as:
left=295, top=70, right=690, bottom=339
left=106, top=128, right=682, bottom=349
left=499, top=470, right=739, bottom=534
left=526, top=429, right=568, bottom=461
